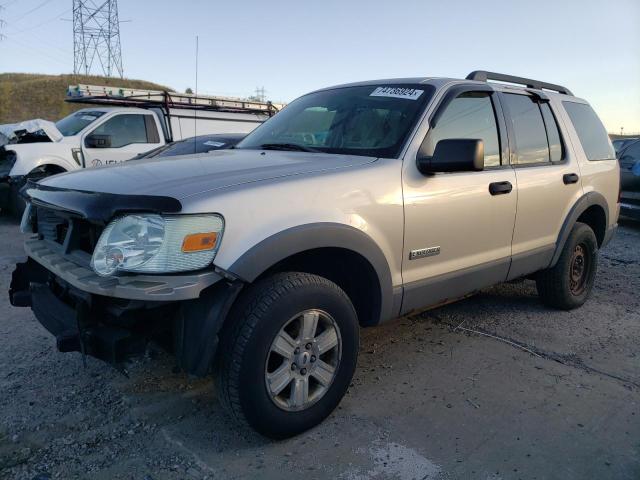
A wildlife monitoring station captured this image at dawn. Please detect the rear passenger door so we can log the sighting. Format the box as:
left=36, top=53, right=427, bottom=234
left=499, top=92, right=583, bottom=279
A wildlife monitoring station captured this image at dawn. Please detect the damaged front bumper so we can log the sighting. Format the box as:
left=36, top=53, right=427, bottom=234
left=10, top=241, right=243, bottom=375
left=10, top=258, right=160, bottom=366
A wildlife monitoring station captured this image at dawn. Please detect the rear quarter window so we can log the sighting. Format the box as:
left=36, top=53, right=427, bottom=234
left=563, top=102, right=615, bottom=161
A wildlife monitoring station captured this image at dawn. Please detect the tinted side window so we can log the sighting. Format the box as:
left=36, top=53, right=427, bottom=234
left=540, top=103, right=563, bottom=162
left=421, top=92, right=501, bottom=167
left=90, top=114, right=149, bottom=148
left=563, top=102, right=615, bottom=161
left=502, top=94, right=549, bottom=165
left=619, top=141, right=640, bottom=170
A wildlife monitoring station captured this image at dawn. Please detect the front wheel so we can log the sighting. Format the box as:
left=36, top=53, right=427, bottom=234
left=536, top=222, right=598, bottom=310
left=216, top=272, right=359, bottom=439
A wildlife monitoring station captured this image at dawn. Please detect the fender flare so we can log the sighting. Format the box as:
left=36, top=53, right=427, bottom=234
left=227, top=222, right=395, bottom=323
left=550, top=191, right=609, bottom=267
left=10, top=153, right=76, bottom=177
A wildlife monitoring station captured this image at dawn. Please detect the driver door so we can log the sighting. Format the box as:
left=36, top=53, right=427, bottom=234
left=401, top=87, right=517, bottom=313
left=82, top=113, right=162, bottom=167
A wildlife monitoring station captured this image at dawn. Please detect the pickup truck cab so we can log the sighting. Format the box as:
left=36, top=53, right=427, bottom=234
left=0, top=85, right=277, bottom=215
left=10, top=71, right=619, bottom=438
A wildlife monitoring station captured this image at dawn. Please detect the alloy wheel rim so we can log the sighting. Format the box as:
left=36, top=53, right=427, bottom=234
left=264, top=309, right=342, bottom=412
left=569, top=244, right=589, bottom=295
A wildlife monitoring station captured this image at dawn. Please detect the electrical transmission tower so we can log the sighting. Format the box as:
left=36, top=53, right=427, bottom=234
left=0, top=6, right=6, bottom=42
left=255, top=86, right=266, bottom=102
left=73, top=0, right=124, bottom=78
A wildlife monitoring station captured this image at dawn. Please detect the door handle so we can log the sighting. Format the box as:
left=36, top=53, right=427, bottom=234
left=563, top=173, right=579, bottom=184
left=489, top=181, right=513, bottom=195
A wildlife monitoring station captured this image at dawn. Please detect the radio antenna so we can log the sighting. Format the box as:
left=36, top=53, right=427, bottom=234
left=193, top=35, right=199, bottom=153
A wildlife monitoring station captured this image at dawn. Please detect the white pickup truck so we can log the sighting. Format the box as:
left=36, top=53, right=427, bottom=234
left=0, top=84, right=281, bottom=214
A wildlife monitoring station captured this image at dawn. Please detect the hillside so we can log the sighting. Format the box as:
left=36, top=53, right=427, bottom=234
left=0, top=73, right=173, bottom=124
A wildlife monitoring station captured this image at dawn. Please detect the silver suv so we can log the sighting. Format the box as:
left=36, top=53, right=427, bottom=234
left=10, top=71, right=620, bottom=438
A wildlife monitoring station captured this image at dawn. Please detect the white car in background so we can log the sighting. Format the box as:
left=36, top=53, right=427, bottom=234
left=0, top=85, right=279, bottom=216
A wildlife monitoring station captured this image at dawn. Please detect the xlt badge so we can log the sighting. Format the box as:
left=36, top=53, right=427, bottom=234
left=409, top=246, right=440, bottom=260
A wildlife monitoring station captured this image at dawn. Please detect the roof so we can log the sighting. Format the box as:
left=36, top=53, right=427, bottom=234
left=312, top=71, right=575, bottom=98
left=72, top=106, right=151, bottom=114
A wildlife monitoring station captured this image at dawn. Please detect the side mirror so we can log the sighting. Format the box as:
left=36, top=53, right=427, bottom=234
left=85, top=134, right=112, bottom=149
left=417, top=139, right=484, bottom=174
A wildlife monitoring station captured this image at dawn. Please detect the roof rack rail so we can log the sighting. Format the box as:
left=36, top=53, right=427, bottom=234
left=466, top=71, right=573, bottom=96
left=65, top=84, right=284, bottom=116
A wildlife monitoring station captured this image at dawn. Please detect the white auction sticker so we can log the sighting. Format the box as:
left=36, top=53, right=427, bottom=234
left=81, top=115, right=98, bottom=121
left=370, top=87, right=424, bottom=100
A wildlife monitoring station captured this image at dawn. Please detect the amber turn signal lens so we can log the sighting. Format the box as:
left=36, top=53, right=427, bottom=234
left=181, top=232, right=218, bottom=252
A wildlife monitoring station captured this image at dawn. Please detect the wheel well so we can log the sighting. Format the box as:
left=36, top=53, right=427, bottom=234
left=258, top=247, right=382, bottom=327
left=28, top=164, right=66, bottom=178
left=576, top=205, right=606, bottom=247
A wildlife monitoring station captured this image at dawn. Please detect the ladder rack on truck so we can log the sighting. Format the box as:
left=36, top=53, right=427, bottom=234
left=65, top=84, right=283, bottom=141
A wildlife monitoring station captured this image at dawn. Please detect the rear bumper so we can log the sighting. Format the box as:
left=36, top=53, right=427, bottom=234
left=620, top=191, right=640, bottom=220
left=620, top=202, right=640, bottom=220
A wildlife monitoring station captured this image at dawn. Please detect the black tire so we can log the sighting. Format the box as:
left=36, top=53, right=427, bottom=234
left=10, top=168, right=65, bottom=219
left=536, top=222, right=598, bottom=310
left=8, top=181, right=27, bottom=219
left=216, top=272, right=359, bottom=439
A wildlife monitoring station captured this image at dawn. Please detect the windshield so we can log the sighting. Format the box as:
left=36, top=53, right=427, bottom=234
left=154, top=135, right=244, bottom=158
left=55, top=111, right=105, bottom=136
left=236, top=84, right=435, bottom=158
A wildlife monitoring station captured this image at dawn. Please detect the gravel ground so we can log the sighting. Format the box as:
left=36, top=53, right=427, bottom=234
left=1, top=215, right=638, bottom=480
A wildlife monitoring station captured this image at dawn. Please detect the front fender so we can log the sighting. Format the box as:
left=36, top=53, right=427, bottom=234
left=7, top=148, right=78, bottom=177
left=226, top=222, right=395, bottom=323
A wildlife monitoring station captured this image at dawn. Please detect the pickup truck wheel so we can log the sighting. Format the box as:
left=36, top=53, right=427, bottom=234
left=216, top=272, right=359, bottom=439
left=8, top=182, right=27, bottom=219
left=10, top=168, right=63, bottom=219
left=536, top=222, right=598, bottom=310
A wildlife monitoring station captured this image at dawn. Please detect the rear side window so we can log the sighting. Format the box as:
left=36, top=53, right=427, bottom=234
left=502, top=93, right=564, bottom=165
left=540, top=103, right=563, bottom=162
left=619, top=141, right=640, bottom=170
left=420, top=92, right=501, bottom=167
left=563, top=102, right=615, bottom=161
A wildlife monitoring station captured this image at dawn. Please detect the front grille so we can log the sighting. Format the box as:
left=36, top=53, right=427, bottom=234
left=35, top=206, right=103, bottom=254
left=37, top=208, right=66, bottom=243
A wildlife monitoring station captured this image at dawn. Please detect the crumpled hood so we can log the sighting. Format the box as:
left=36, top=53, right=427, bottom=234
left=0, top=119, right=63, bottom=146
left=41, top=149, right=377, bottom=199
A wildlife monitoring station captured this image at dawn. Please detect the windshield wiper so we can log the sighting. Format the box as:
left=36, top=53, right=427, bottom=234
left=260, top=143, right=319, bottom=152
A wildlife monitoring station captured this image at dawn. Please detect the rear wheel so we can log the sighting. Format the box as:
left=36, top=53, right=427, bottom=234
left=216, top=272, right=359, bottom=439
left=536, top=222, right=598, bottom=310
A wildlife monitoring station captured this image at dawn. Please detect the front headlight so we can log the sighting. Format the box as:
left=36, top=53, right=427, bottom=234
left=91, top=214, right=224, bottom=276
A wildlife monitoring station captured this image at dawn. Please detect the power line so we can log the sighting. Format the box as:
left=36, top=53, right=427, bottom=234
left=8, top=0, right=55, bottom=24
left=7, top=6, right=70, bottom=35
left=73, top=0, right=123, bottom=78
left=0, top=0, right=22, bottom=9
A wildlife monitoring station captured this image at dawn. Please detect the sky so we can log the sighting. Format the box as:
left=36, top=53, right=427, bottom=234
left=0, top=0, right=639, bottom=133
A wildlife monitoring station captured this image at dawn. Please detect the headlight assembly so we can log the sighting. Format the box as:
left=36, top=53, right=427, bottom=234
left=91, top=214, right=224, bottom=276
